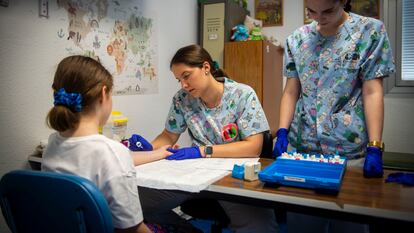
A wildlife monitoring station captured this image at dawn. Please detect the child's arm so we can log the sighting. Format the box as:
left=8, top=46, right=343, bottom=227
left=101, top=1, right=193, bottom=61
left=131, top=145, right=172, bottom=166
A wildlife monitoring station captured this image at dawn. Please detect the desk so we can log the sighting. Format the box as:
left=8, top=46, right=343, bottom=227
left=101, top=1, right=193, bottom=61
left=202, top=159, right=414, bottom=227
left=28, top=154, right=414, bottom=227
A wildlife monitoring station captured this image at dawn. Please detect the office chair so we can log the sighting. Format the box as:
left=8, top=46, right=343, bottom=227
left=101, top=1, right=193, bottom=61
left=0, top=170, right=113, bottom=233
left=181, top=131, right=274, bottom=233
left=259, top=130, right=274, bottom=158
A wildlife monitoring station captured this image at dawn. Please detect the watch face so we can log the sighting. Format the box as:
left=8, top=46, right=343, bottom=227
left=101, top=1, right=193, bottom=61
left=205, top=146, right=213, bottom=155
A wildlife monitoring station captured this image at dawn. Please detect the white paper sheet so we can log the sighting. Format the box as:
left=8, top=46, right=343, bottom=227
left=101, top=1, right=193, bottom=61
left=193, top=158, right=259, bottom=170
left=135, top=158, right=259, bottom=193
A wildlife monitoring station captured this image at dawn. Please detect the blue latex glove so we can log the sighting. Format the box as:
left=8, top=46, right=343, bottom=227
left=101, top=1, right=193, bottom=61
left=272, top=128, right=289, bottom=157
left=363, top=146, right=383, bottom=178
left=128, top=134, right=153, bottom=151
left=166, top=147, right=202, bottom=160
left=386, top=172, right=414, bottom=186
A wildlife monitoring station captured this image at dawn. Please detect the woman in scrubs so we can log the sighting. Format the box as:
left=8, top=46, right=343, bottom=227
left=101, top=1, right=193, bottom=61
left=274, top=0, right=395, bottom=178
left=137, top=44, right=278, bottom=233
left=274, top=0, right=395, bottom=232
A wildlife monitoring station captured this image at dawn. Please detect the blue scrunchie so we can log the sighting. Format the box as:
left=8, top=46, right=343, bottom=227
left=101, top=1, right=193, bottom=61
left=53, top=88, right=82, bottom=112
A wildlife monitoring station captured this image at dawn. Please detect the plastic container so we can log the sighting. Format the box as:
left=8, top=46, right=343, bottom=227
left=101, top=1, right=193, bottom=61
left=101, top=111, right=128, bottom=142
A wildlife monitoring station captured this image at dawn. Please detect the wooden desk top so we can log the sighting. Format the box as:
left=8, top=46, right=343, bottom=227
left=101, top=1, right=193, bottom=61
left=207, top=158, right=414, bottom=223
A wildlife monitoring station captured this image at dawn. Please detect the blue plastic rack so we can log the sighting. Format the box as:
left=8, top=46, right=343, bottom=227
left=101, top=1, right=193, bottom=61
left=259, top=152, right=347, bottom=194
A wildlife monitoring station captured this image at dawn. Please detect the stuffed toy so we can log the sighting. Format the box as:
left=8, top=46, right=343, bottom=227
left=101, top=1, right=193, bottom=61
left=231, top=24, right=249, bottom=41
left=244, top=15, right=263, bottom=33
left=249, top=27, right=263, bottom=41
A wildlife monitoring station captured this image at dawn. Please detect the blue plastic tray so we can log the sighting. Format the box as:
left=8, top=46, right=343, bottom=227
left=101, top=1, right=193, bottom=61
left=259, top=153, right=347, bottom=193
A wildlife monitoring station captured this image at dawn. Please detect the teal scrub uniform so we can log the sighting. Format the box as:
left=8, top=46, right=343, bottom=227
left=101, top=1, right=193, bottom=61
left=165, top=77, right=269, bottom=146
left=284, top=13, right=395, bottom=158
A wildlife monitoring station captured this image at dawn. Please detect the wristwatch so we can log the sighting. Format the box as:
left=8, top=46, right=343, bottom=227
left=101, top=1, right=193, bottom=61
left=204, top=145, right=213, bottom=158
left=368, top=140, right=385, bottom=152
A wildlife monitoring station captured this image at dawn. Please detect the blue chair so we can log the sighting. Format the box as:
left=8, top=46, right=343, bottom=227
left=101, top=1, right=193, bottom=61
left=0, top=170, right=113, bottom=233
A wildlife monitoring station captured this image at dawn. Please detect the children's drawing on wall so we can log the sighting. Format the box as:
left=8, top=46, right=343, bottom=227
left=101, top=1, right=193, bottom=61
left=55, top=0, right=158, bottom=95
left=255, top=0, right=283, bottom=27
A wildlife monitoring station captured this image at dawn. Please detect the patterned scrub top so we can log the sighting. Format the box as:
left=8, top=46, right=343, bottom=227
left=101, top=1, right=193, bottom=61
left=284, top=13, right=395, bottom=159
left=165, top=77, right=269, bottom=146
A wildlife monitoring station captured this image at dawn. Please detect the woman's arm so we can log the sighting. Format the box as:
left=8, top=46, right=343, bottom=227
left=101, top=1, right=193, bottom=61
left=199, top=133, right=264, bottom=158
left=131, top=145, right=172, bottom=166
left=362, top=78, right=384, bottom=142
left=278, top=78, right=301, bottom=129
left=151, top=129, right=180, bottom=149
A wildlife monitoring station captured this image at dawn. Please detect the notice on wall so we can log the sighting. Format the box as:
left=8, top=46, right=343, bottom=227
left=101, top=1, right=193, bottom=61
left=54, top=0, right=158, bottom=95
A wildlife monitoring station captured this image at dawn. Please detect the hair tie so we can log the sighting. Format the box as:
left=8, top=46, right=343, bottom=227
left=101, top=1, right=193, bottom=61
left=53, top=88, right=83, bottom=112
left=212, top=61, right=220, bottom=70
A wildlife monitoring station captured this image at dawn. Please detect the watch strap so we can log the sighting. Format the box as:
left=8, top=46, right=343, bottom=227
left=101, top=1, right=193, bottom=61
left=368, top=140, right=385, bottom=152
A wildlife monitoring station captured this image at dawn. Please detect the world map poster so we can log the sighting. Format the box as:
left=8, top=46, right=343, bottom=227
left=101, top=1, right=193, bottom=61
left=54, top=0, right=158, bottom=95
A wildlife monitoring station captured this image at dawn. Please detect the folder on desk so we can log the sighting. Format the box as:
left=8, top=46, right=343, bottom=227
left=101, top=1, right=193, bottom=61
left=259, top=152, right=347, bottom=194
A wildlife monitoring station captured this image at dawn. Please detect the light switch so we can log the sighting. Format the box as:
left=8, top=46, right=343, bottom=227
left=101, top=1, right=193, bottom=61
left=39, top=0, right=49, bottom=18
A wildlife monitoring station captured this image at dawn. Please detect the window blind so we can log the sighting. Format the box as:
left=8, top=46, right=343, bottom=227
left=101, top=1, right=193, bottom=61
left=402, top=0, right=414, bottom=80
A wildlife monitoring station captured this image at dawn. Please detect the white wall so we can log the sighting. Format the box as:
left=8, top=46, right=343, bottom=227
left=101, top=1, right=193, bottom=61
left=0, top=0, right=413, bottom=231
left=247, top=0, right=414, bottom=153
left=0, top=0, right=196, bottom=232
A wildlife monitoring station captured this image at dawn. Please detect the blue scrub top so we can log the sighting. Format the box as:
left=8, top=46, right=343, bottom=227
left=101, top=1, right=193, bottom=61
left=165, top=77, right=269, bottom=146
left=284, top=13, right=395, bottom=159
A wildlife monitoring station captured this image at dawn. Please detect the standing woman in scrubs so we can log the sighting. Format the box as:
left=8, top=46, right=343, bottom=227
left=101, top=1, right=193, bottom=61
left=272, top=0, right=395, bottom=232
left=274, top=0, right=395, bottom=178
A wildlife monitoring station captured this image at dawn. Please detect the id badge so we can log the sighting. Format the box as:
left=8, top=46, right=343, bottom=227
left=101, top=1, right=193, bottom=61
left=222, top=123, right=238, bottom=142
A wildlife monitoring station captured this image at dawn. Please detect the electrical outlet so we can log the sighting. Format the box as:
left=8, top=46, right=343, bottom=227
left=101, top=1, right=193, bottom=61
left=39, top=0, right=49, bottom=18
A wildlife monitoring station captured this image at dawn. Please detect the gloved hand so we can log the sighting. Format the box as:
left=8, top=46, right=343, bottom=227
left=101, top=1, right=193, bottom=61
left=166, top=147, right=202, bottom=160
left=128, top=134, right=153, bottom=151
left=385, top=172, right=414, bottom=186
left=272, top=128, right=289, bottom=157
left=363, top=146, right=383, bottom=178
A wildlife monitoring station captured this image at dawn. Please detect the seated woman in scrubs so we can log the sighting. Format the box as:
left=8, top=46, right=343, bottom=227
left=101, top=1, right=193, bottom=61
left=153, top=44, right=267, bottom=159
left=136, top=44, right=278, bottom=233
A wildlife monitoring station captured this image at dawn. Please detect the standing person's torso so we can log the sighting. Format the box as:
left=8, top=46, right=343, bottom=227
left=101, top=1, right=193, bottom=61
left=284, top=13, right=395, bottom=158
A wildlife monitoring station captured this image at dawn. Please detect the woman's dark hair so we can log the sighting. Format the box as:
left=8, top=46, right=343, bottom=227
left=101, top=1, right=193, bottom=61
left=170, top=44, right=228, bottom=79
left=46, top=55, right=113, bottom=132
left=344, top=0, right=352, bottom=12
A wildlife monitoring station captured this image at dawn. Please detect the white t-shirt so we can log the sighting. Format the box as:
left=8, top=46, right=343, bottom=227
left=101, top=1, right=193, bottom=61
left=42, top=133, right=143, bottom=229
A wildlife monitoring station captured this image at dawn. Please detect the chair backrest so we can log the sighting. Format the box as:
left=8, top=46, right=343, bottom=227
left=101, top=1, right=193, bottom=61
left=260, top=130, right=274, bottom=158
left=0, top=170, right=113, bottom=233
